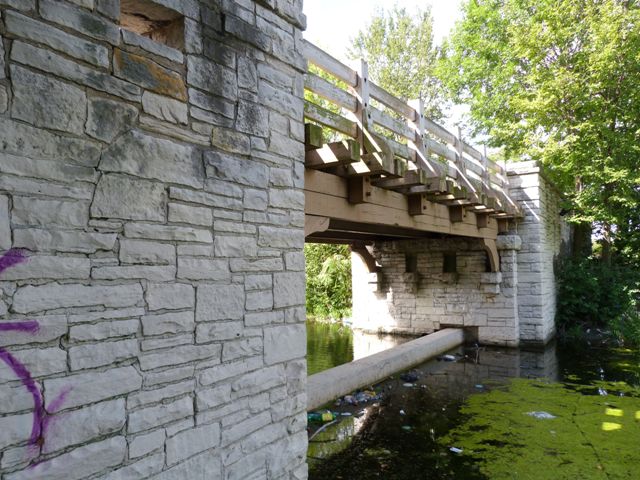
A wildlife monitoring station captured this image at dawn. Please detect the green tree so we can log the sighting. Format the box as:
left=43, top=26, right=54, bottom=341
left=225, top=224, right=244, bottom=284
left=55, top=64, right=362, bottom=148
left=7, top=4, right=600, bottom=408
left=305, top=244, right=352, bottom=320
left=350, top=5, right=444, bottom=119
left=439, top=0, right=640, bottom=263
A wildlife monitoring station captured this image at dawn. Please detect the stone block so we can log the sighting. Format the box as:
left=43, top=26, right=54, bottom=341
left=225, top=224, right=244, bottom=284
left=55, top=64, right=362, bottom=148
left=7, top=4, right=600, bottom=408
left=0, top=195, right=12, bottom=249
left=5, top=11, right=108, bottom=67
left=43, top=399, right=125, bottom=454
left=44, top=366, right=142, bottom=411
left=12, top=283, right=143, bottom=313
left=496, top=235, right=522, bottom=251
left=196, top=320, right=243, bottom=342
left=264, top=323, right=306, bottom=365
left=187, top=56, right=237, bottom=100
left=69, top=338, right=139, bottom=370
left=170, top=186, right=243, bottom=210
left=205, top=151, right=269, bottom=188
left=127, top=380, right=194, bottom=409
left=11, top=66, right=87, bottom=135
left=222, top=337, right=262, bottom=361
left=92, top=173, right=167, bottom=221
left=145, top=451, right=221, bottom=479
left=120, top=239, right=176, bottom=265
left=244, top=310, right=283, bottom=327
left=209, top=127, right=251, bottom=155
left=86, top=97, right=138, bottom=143
left=166, top=422, right=221, bottom=466
left=122, top=29, right=184, bottom=63
left=168, top=203, right=213, bottom=226
left=214, top=236, right=258, bottom=257
left=146, top=283, right=195, bottom=311
left=0, top=255, right=90, bottom=281
left=244, top=188, right=269, bottom=211
left=196, top=284, right=245, bottom=321
left=5, top=437, right=127, bottom=480
left=0, top=85, right=7, bottom=113
left=231, top=365, right=285, bottom=396
left=128, top=397, right=193, bottom=433
left=236, top=101, right=269, bottom=137
left=269, top=188, right=304, bottom=210
left=178, top=257, right=230, bottom=281
left=246, top=289, right=273, bottom=311
left=246, top=274, right=272, bottom=291
left=12, top=196, right=89, bottom=228
left=124, top=223, right=213, bottom=243
left=139, top=343, right=221, bottom=370
left=101, top=130, right=203, bottom=188
left=142, top=311, right=195, bottom=336
left=273, top=272, right=305, bottom=308
left=40, top=0, right=120, bottom=44
left=188, top=88, right=235, bottom=118
left=114, top=49, right=187, bottom=100
left=258, top=226, right=304, bottom=249
left=129, top=429, right=165, bottom=459
left=230, top=257, right=284, bottom=272
left=102, top=453, right=165, bottom=480
left=0, top=413, right=32, bottom=450
left=142, top=91, right=188, bottom=124
left=11, top=42, right=141, bottom=102
left=14, top=229, right=116, bottom=254
left=69, top=319, right=139, bottom=342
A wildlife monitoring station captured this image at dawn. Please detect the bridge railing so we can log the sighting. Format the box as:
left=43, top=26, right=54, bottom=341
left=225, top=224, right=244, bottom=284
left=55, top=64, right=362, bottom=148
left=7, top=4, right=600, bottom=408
left=302, top=40, right=520, bottom=221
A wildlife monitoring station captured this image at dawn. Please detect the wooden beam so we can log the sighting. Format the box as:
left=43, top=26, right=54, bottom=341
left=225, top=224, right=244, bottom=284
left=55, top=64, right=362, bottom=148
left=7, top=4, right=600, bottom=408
left=482, top=238, right=500, bottom=272
left=305, top=215, right=330, bottom=237
left=476, top=213, right=490, bottom=229
left=304, top=123, right=323, bottom=151
left=371, top=169, right=434, bottom=190
left=305, top=139, right=360, bottom=169
left=348, top=176, right=372, bottom=204
left=408, top=193, right=429, bottom=216
left=351, top=244, right=379, bottom=273
left=497, top=218, right=509, bottom=233
left=449, top=205, right=465, bottom=223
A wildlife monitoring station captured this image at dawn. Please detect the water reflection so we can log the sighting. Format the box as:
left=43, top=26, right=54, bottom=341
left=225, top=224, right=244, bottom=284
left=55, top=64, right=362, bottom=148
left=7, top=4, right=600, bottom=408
left=308, top=340, right=640, bottom=479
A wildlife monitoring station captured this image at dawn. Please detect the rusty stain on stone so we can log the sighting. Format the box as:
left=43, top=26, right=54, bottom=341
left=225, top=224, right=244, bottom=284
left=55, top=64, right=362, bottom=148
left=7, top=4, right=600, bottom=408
left=113, top=49, right=187, bottom=101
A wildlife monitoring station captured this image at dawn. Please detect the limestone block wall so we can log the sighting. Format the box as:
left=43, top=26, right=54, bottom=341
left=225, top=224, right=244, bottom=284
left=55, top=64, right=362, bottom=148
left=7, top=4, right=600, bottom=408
left=0, top=1, right=308, bottom=478
left=508, top=161, right=571, bottom=344
left=351, top=236, right=522, bottom=346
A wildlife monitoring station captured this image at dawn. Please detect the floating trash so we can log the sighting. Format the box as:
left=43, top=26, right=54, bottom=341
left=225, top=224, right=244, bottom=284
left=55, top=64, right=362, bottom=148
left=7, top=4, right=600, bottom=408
left=450, top=447, right=463, bottom=454
left=307, top=411, right=336, bottom=423
left=598, top=387, right=608, bottom=396
left=437, top=354, right=457, bottom=362
left=475, top=384, right=484, bottom=389
left=526, top=411, right=556, bottom=419
left=399, top=409, right=406, bottom=416
left=403, top=383, right=415, bottom=388
left=401, top=425, right=412, bottom=431
left=400, top=371, right=419, bottom=382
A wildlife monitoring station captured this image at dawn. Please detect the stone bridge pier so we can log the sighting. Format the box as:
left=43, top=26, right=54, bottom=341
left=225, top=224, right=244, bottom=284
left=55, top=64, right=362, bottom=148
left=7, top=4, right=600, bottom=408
left=352, top=162, right=571, bottom=347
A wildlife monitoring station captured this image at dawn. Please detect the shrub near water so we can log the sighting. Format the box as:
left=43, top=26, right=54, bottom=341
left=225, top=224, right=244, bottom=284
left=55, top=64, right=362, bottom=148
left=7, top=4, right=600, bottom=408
left=305, top=244, right=352, bottom=321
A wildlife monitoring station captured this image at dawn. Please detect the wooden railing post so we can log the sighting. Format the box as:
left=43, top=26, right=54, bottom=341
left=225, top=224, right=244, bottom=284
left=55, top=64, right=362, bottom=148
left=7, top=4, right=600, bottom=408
left=482, top=145, right=491, bottom=194
left=455, top=126, right=467, bottom=179
left=408, top=99, right=439, bottom=178
left=355, top=59, right=370, bottom=151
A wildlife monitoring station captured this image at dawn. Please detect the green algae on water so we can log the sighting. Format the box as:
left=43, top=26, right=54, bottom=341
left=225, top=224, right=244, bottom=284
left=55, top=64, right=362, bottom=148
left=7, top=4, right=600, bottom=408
left=441, top=378, right=640, bottom=480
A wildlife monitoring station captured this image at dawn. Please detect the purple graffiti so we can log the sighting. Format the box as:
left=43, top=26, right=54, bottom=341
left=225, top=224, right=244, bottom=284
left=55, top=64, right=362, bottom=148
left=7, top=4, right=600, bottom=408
left=0, top=249, right=27, bottom=274
left=0, top=250, right=70, bottom=456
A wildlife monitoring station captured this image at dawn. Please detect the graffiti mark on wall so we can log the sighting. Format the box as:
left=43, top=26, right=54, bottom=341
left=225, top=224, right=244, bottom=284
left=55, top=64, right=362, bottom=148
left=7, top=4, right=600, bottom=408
left=0, top=249, right=71, bottom=455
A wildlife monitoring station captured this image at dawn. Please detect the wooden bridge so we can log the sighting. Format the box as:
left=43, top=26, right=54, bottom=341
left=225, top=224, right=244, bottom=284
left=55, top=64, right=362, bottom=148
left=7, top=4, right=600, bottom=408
left=301, top=41, right=522, bottom=272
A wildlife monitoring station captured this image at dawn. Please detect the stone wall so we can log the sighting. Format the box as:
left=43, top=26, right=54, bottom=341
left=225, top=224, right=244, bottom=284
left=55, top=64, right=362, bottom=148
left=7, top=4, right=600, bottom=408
left=352, top=163, right=569, bottom=346
left=0, top=1, right=308, bottom=478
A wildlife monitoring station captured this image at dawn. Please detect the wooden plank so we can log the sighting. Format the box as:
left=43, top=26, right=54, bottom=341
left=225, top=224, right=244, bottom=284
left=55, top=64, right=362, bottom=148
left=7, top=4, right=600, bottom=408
left=305, top=139, right=360, bottom=169
left=305, top=72, right=358, bottom=112
left=476, top=213, right=490, bottom=229
left=408, top=193, right=429, bottom=216
left=449, top=205, right=465, bottom=223
left=348, top=176, right=372, bottom=204
left=372, top=169, right=434, bottom=190
left=304, top=123, right=323, bottom=151
left=369, top=83, right=415, bottom=119
left=424, top=117, right=457, bottom=145
left=304, top=101, right=357, bottom=138
left=369, top=106, right=414, bottom=141
left=426, top=138, right=457, bottom=164
left=305, top=215, right=330, bottom=236
left=302, top=40, right=358, bottom=86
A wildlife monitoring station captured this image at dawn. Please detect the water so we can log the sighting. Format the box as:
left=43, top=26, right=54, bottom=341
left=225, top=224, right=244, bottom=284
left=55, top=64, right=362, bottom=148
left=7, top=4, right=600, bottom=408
left=306, top=324, right=640, bottom=479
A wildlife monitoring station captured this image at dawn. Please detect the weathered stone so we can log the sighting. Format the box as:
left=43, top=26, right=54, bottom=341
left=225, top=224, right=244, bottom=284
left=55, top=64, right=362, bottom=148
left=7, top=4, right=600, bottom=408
left=246, top=289, right=273, bottom=311
left=14, top=229, right=116, bottom=254
left=124, top=223, right=213, bottom=243
left=170, top=186, right=243, bottom=210
left=92, top=265, right=177, bottom=281
left=92, top=173, right=167, bottom=222
left=40, top=0, right=120, bottom=44
left=141, top=334, right=194, bottom=352
left=237, top=101, right=269, bottom=137
left=0, top=195, right=11, bottom=249
left=243, top=188, right=269, bottom=211
left=100, top=130, right=203, bottom=189
left=196, top=320, right=243, bottom=343
left=0, top=85, right=7, bottom=113
left=198, top=356, right=263, bottom=387
left=214, top=236, right=258, bottom=257
left=103, top=453, right=165, bottom=480
left=0, top=347, right=66, bottom=381
left=246, top=274, right=273, bottom=291
left=86, top=97, right=138, bottom=143
left=45, top=367, right=142, bottom=411
left=142, top=311, right=195, bottom=336
left=0, top=414, right=32, bottom=450
left=5, top=437, right=127, bottom=480
left=274, top=272, right=305, bottom=308
left=166, top=422, right=220, bottom=466
left=43, top=399, right=125, bottom=454
left=196, top=384, right=232, bottom=411
left=264, top=324, right=306, bottom=365
left=238, top=56, right=258, bottom=91
left=0, top=255, right=90, bottom=280
left=67, top=307, right=145, bottom=325
left=0, top=0, right=35, bottom=11
left=139, top=343, right=221, bottom=371
left=142, top=91, right=188, bottom=124
left=11, top=42, right=141, bottom=102
left=120, top=239, right=175, bottom=265
left=222, top=337, right=262, bottom=361
left=73, top=338, right=138, bottom=369
left=188, top=88, right=235, bottom=118
left=96, top=0, right=119, bottom=19
left=196, top=284, right=245, bottom=321
left=129, top=430, right=165, bottom=459
left=230, top=257, right=284, bottom=272
left=168, top=203, right=213, bottom=226
left=244, top=310, right=283, bottom=327
left=12, top=196, right=89, bottom=228
left=147, top=451, right=221, bottom=480
left=13, top=283, right=143, bottom=313
left=5, top=11, right=109, bottom=67
left=187, top=56, right=237, bottom=99
left=209, top=127, right=251, bottom=155
left=205, top=151, right=269, bottom=188
left=146, top=283, right=195, bottom=311
left=69, top=319, right=139, bottom=342
left=114, top=49, right=187, bottom=101
left=284, top=251, right=305, bottom=271
left=127, top=379, right=194, bottom=409
left=10, top=66, right=87, bottom=135
left=269, top=188, right=304, bottom=210
left=0, top=315, right=66, bottom=347
left=178, top=257, right=230, bottom=281
left=140, top=115, right=211, bottom=145
left=122, top=29, right=185, bottom=63
left=224, top=14, right=272, bottom=52
left=258, top=226, right=304, bottom=249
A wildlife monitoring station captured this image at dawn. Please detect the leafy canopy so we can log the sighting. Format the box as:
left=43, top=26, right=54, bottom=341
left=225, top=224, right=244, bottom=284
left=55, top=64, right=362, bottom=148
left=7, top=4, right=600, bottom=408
left=439, top=0, right=640, bottom=239
left=350, top=5, right=444, bottom=119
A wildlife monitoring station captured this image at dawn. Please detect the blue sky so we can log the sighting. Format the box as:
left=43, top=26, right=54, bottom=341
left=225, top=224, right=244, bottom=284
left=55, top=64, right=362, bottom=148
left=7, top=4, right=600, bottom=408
left=303, top=0, right=464, bottom=62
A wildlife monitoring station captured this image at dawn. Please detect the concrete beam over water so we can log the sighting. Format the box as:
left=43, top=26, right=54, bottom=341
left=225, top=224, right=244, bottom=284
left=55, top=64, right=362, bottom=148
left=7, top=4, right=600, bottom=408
left=307, top=328, right=465, bottom=410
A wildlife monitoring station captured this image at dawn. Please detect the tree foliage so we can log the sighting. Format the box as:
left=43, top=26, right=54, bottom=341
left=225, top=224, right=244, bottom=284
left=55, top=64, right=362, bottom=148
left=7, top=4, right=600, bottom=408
left=439, top=0, right=640, bottom=259
left=305, top=244, right=352, bottom=320
left=350, top=6, right=444, bottom=119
